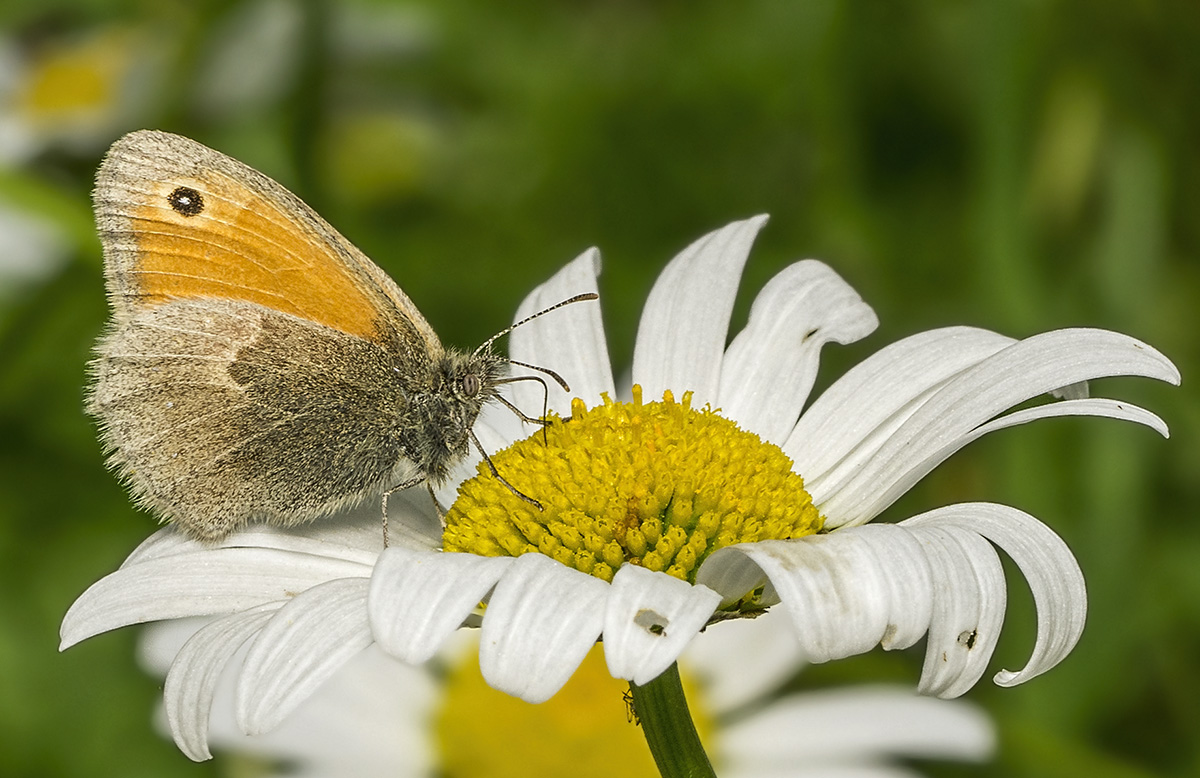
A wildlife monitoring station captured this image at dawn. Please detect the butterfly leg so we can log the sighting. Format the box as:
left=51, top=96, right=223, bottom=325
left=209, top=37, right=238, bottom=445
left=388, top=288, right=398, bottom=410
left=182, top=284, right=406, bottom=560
left=426, top=482, right=447, bottom=525
left=468, top=429, right=544, bottom=511
left=382, top=475, right=426, bottom=548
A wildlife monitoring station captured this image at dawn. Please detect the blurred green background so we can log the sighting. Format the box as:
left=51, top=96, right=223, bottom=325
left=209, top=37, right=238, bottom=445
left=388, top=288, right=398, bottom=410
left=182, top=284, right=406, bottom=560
left=0, top=1, right=1196, bottom=776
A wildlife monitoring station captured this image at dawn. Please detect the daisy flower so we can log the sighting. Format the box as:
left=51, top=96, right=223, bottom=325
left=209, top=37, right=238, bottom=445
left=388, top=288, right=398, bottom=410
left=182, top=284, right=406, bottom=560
left=0, top=27, right=150, bottom=163
left=138, top=606, right=994, bottom=777
left=62, top=216, right=1178, bottom=769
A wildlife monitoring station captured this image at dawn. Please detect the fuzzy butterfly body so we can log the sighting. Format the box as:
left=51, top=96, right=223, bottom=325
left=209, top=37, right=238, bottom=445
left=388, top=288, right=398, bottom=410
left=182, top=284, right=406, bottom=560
left=89, top=130, right=509, bottom=542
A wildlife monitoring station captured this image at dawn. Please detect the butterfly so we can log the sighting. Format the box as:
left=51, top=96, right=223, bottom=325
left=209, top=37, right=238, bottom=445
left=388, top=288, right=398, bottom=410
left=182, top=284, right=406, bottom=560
left=87, top=130, right=593, bottom=542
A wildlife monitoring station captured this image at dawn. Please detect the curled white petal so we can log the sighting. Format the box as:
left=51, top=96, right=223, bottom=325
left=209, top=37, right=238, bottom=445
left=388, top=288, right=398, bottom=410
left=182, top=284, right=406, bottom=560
left=719, top=260, right=878, bottom=443
left=844, top=398, right=1169, bottom=538
left=699, top=503, right=1088, bottom=699
left=846, top=525, right=935, bottom=652
left=220, top=646, right=438, bottom=778
left=697, top=529, right=934, bottom=664
left=632, top=215, right=768, bottom=407
left=903, top=524, right=1005, bottom=698
left=816, top=328, right=1180, bottom=526
left=788, top=326, right=1016, bottom=493
left=509, top=247, right=614, bottom=418
left=602, top=564, right=721, bottom=686
left=61, top=548, right=371, bottom=649
left=965, top=396, right=1167, bottom=439
left=164, top=605, right=280, bottom=761
left=369, top=547, right=513, bottom=664
left=478, top=553, right=609, bottom=703
left=237, top=577, right=373, bottom=735
left=904, top=503, right=1086, bottom=687
left=691, top=544, right=773, bottom=611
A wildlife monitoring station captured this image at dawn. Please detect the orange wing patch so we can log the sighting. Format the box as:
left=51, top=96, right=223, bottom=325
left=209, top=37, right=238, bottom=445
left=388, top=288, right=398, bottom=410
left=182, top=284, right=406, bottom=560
left=125, top=172, right=383, bottom=342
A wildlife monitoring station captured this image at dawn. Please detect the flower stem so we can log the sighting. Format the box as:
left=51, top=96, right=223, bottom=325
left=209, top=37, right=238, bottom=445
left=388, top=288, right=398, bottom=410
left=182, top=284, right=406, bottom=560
left=629, top=662, right=716, bottom=778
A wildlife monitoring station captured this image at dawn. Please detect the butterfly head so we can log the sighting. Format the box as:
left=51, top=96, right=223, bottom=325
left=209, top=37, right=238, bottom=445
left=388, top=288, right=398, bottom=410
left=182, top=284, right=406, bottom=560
left=406, top=347, right=507, bottom=483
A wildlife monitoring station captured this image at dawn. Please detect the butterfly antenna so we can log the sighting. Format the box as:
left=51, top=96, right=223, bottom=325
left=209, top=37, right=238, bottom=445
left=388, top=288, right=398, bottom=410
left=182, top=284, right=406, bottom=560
left=505, top=359, right=570, bottom=391
left=473, top=292, right=599, bottom=357
left=479, top=292, right=597, bottom=452
left=493, top=377, right=551, bottom=423
left=494, top=374, right=552, bottom=445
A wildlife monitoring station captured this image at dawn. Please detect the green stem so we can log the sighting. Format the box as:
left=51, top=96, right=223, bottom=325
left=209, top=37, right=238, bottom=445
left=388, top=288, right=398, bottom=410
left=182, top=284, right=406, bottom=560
left=629, top=662, right=716, bottom=778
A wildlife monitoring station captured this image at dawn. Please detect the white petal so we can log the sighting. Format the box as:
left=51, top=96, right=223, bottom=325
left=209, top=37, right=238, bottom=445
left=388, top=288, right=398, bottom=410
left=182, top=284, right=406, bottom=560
left=124, top=511, right=394, bottom=568
left=139, top=616, right=212, bottom=676
left=632, top=216, right=768, bottom=407
left=814, top=328, right=1180, bottom=526
left=237, top=577, right=373, bottom=734
left=844, top=526, right=935, bottom=652
left=206, top=645, right=437, bottom=777
left=379, top=490, right=444, bottom=553
left=691, top=543, right=774, bottom=610
left=681, top=608, right=806, bottom=715
left=697, top=529, right=934, bottom=664
left=602, top=564, right=721, bottom=686
left=163, top=604, right=280, bottom=761
left=904, top=503, right=1086, bottom=688
left=61, top=548, right=372, bottom=649
left=508, top=247, right=614, bottom=419
left=787, top=327, right=1016, bottom=496
left=965, top=396, right=1168, bottom=439
left=718, top=260, right=877, bottom=443
left=902, top=524, right=1005, bottom=698
left=120, top=527, right=204, bottom=565
left=369, top=547, right=514, bottom=663
left=478, top=553, right=608, bottom=703
left=719, top=686, right=994, bottom=773
left=476, top=380, right=528, bottom=444
left=839, top=398, right=1170, bottom=533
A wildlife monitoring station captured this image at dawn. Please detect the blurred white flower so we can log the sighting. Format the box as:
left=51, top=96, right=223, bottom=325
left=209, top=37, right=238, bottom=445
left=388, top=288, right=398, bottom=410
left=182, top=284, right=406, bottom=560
left=0, top=200, right=69, bottom=297
left=0, top=28, right=154, bottom=164
left=140, top=607, right=994, bottom=777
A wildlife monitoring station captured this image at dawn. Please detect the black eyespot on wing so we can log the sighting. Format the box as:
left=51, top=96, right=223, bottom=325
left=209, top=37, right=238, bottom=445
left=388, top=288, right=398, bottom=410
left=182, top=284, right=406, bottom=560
left=167, top=186, right=204, bottom=217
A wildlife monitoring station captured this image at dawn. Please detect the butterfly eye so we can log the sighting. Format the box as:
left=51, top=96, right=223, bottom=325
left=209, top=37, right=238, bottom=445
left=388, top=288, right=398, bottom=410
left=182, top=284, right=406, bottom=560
left=461, top=373, right=481, bottom=397
left=167, top=186, right=205, bottom=217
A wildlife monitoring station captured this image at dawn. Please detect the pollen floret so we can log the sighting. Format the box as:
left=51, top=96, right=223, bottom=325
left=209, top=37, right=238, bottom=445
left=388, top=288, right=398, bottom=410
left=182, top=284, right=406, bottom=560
left=443, top=385, right=823, bottom=584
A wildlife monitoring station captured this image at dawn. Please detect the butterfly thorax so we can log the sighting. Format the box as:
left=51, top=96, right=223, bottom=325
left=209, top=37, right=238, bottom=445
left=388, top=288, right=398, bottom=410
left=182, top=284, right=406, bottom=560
left=403, top=347, right=507, bottom=483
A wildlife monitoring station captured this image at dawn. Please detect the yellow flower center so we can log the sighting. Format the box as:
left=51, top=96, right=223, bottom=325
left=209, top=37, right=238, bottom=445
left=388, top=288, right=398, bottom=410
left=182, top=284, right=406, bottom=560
left=436, top=641, right=712, bottom=778
left=443, top=386, right=822, bottom=585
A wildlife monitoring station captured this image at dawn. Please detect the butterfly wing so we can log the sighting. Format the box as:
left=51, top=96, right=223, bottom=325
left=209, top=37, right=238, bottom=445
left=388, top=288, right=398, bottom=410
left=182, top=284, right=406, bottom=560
left=93, top=129, right=441, bottom=361
left=89, top=130, right=444, bottom=540
left=89, top=297, right=422, bottom=541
